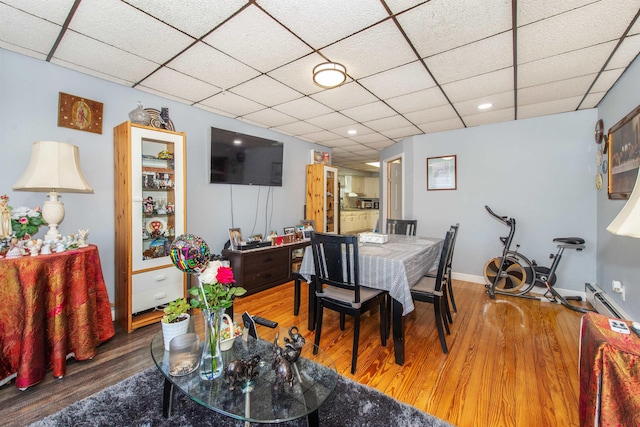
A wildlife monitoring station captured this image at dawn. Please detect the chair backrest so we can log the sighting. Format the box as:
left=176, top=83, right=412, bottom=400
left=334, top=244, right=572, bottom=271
left=447, top=223, right=460, bottom=270
left=387, top=219, right=417, bottom=236
left=432, top=229, right=455, bottom=292
left=310, top=232, right=363, bottom=302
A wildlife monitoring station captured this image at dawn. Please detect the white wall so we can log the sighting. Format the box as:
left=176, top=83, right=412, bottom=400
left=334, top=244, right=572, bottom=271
left=597, top=54, right=640, bottom=320
left=383, top=109, right=598, bottom=293
left=0, top=49, right=325, bottom=302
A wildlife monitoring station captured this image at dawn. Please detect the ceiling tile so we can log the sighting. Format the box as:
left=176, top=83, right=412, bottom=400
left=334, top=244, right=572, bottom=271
left=70, top=0, right=194, bottom=64
left=606, top=34, right=640, bottom=70
left=517, top=96, right=583, bottom=119
left=365, top=140, right=397, bottom=150
left=136, top=86, right=196, bottom=105
left=463, top=107, right=515, bottom=127
left=426, top=32, right=513, bottom=85
left=241, top=108, right=298, bottom=128
left=51, top=57, right=133, bottom=86
left=580, top=92, right=606, bottom=109
left=518, top=0, right=640, bottom=64
left=590, top=69, right=625, bottom=93
left=380, top=125, right=422, bottom=139
left=363, top=115, right=413, bottom=132
left=195, top=104, right=235, bottom=118
left=54, top=31, right=159, bottom=84
left=2, top=0, right=76, bottom=24
left=230, top=75, right=302, bottom=107
left=518, top=0, right=598, bottom=26
left=310, top=82, right=378, bottom=111
left=274, top=120, right=322, bottom=136
left=418, top=118, right=464, bottom=134
left=168, top=42, right=260, bottom=90
left=453, top=91, right=514, bottom=116
left=518, top=42, right=617, bottom=87
left=385, top=86, right=450, bottom=114
left=341, top=101, right=397, bottom=122
left=257, top=0, right=389, bottom=48
left=319, top=20, right=417, bottom=79
left=404, top=104, right=459, bottom=125
left=359, top=61, right=436, bottom=100
left=397, top=0, right=512, bottom=58
left=518, top=75, right=594, bottom=106
left=0, top=5, right=62, bottom=57
left=273, top=97, right=334, bottom=120
left=202, top=4, right=312, bottom=72
left=385, top=0, right=427, bottom=14
left=305, top=112, right=357, bottom=130
left=139, top=67, right=221, bottom=102
left=442, top=68, right=514, bottom=103
left=350, top=132, right=393, bottom=144
left=268, top=53, right=338, bottom=95
left=299, top=129, right=343, bottom=142
left=198, top=91, right=265, bottom=117
left=125, top=0, right=247, bottom=38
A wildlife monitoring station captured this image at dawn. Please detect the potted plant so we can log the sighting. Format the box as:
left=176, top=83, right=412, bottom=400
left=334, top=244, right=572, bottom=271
left=161, top=297, right=191, bottom=350
left=189, top=260, right=246, bottom=380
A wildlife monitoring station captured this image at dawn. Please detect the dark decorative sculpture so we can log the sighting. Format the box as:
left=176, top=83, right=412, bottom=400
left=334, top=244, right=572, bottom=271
left=224, top=355, right=260, bottom=391
left=272, top=326, right=305, bottom=388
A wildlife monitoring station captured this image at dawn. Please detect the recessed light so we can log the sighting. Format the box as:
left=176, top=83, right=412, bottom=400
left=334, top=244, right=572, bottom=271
left=478, top=103, right=492, bottom=110
left=233, top=139, right=242, bottom=145
left=348, top=129, right=357, bottom=135
left=366, top=162, right=380, bottom=168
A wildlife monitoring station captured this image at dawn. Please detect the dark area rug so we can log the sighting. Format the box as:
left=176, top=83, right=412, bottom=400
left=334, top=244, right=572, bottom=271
left=29, top=367, right=453, bottom=426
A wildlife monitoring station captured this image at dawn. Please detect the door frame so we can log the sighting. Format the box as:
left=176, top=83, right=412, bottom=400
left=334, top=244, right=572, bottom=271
left=381, top=153, right=405, bottom=232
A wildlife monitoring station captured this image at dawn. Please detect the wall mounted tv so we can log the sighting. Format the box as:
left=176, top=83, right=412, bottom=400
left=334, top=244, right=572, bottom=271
left=210, top=127, right=284, bottom=186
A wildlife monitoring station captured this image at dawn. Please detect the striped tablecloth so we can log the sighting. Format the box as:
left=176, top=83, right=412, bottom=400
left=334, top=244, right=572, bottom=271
left=299, top=234, right=443, bottom=315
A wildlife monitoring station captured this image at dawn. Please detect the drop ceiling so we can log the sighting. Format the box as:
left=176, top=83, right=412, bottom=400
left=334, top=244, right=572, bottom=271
left=1, top=0, right=639, bottom=172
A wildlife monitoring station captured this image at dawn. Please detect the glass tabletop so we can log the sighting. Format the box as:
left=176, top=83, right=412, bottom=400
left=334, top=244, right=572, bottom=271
left=150, top=331, right=337, bottom=423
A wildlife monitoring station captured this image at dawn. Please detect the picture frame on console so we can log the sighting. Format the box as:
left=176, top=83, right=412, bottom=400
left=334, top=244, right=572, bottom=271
left=283, top=226, right=295, bottom=235
left=228, top=228, right=243, bottom=250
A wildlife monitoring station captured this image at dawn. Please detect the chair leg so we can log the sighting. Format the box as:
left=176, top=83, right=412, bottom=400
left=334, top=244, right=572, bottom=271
left=352, top=314, right=360, bottom=374
left=447, top=274, right=457, bottom=313
left=385, top=295, right=391, bottom=340
left=293, top=274, right=301, bottom=316
left=379, top=300, right=387, bottom=346
left=443, top=283, right=453, bottom=326
left=434, top=299, right=449, bottom=354
left=340, top=313, right=346, bottom=330
left=313, top=302, right=324, bottom=354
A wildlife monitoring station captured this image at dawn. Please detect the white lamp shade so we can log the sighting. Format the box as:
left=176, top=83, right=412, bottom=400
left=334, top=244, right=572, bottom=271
left=313, top=62, right=347, bottom=88
left=607, top=171, right=640, bottom=238
left=13, top=141, right=93, bottom=193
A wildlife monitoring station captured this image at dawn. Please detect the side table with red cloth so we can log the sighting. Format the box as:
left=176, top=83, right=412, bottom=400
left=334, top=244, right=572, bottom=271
left=579, top=311, right=640, bottom=427
left=0, top=244, right=115, bottom=389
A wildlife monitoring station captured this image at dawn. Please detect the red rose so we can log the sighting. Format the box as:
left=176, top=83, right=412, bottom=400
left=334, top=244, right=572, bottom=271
left=216, top=266, right=235, bottom=285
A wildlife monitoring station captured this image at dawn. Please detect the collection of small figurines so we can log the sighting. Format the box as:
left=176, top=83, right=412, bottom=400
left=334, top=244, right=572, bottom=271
left=224, top=355, right=261, bottom=391
left=1, top=229, right=89, bottom=258
left=272, top=326, right=305, bottom=389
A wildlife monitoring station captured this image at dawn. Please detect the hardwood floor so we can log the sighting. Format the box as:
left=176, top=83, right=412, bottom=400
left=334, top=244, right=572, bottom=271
left=1, top=279, right=584, bottom=427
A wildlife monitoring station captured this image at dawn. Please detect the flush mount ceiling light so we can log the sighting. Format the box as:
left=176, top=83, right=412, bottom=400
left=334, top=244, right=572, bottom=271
left=478, top=103, right=493, bottom=110
left=348, top=129, right=357, bottom=135
left=313, top=62, right=347, bottom=89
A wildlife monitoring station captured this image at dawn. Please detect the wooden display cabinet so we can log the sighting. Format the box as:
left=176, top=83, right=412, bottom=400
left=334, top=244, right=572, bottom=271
left=113, top=122, right=187, bottom=332
left=305, top=163, right=338, bottom=233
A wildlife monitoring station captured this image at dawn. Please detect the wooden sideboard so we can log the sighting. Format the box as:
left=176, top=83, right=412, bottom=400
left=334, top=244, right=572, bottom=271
left=222, top=240, right=309, bottom=295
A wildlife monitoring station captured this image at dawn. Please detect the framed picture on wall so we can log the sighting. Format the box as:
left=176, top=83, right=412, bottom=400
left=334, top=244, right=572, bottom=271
left=427, top=155, right=457, bottom=191
left=608, top=104, right=640, bottom=199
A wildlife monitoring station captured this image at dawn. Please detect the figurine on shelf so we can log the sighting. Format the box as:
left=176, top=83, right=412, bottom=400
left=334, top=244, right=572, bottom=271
left=224, top=355, right=261, bottom=391
left=40, top=241, right=52, bottom=255
left=144, top=197, right=154, bottom=214
left=26, top=239, right=43, bottom=256
left=55, top=239, right=66, bottom=253
left=5, top=237, right=24, bottom=258
left=78, top=229, right=89, bottom=247
left=159, top=107, right=170, bottom=130
left=0, top=195, right=11, bottom=239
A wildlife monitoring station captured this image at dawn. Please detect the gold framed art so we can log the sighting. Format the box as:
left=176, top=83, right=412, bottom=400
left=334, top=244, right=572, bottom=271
left=57, top=92, right=103, bottom=134
left=608, top=104, right=640, bottom=199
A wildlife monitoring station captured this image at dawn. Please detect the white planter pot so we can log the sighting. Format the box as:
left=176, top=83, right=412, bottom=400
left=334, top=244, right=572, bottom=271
left=161, top=313, right=190, bottom=350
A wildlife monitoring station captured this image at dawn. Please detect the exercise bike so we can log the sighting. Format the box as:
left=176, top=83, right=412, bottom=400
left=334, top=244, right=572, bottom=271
left=483, top=205, right=593, bottom=313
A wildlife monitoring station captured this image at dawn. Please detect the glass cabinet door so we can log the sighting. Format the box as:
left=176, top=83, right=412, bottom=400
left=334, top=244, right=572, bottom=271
left=131, top=127, right=185, bottom=272
left=325, top=166, right=338, bottom=233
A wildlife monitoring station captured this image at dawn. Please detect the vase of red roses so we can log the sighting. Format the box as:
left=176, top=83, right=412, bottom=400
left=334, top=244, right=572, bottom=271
left=190, top=261, right=246, bottom=380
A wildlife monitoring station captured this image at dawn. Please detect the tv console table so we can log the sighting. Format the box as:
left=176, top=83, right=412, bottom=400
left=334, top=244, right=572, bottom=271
left=222, top=240, right=309, bottom=295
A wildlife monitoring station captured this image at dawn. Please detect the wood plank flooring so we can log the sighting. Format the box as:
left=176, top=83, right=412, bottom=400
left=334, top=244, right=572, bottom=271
left=1, top=279, right=585, bottom=427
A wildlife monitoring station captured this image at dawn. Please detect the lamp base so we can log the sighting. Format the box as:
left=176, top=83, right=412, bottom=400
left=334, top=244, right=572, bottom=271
left=42, top=192, right=65, bottom=242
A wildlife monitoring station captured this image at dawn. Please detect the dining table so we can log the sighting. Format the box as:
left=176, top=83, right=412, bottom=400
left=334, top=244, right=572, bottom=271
left=298, top=234, right=444, bottom=365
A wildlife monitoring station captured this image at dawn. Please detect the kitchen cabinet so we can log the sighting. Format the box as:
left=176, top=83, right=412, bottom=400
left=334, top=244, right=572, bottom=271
left=113, top=122, right=187, bottom=333
left=306, top=164, right=338, bottom=233
left=340, top=210, right=379, bottom=234
left=364, top=177, right=380, bottom=198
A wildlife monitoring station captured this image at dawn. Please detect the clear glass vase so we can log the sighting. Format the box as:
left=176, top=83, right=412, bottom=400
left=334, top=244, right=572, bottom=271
left=200, top=308, right=224, bottom=380
left=128, top=101, right=151, bottom=126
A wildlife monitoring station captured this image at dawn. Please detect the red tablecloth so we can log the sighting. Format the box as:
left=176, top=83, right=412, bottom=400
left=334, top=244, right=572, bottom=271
left=579, top=311, right=640, bottom=427
left=0, top=245, right=115, bottom=389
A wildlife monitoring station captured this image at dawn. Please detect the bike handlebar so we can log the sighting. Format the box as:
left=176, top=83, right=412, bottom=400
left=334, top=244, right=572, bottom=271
left=485, top=205, right=512, bottom=227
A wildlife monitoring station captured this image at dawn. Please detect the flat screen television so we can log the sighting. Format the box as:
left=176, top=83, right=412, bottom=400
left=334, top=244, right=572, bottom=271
left=210, top=127, right=284, bottom=186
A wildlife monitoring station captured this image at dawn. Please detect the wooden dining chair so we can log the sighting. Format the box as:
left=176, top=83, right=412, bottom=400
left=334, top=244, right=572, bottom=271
left=426, top=223, right=460, bottom=324
left=410, top=229, right=454, bottom=354
left=292, top=258, right=303, bottom=315
left=386, top=219, right=417, bottom=236
left=310, top=232, right=389, bottom=374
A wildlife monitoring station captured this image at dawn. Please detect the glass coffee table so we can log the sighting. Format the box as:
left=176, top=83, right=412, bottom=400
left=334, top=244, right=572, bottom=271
left=150, top=331, right=337, bottom=426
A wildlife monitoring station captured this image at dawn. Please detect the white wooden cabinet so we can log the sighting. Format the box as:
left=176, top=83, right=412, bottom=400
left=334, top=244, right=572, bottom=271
left=114, top=122, right=187, bottom=333
left=364, top=177, right=380, bottom=198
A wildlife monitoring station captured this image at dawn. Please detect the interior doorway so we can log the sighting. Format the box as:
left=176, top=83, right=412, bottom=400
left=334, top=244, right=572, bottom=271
left=382, top=154, right=403, bottom=232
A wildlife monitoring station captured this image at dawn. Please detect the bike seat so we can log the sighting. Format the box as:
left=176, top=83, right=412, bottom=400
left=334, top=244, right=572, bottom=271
left=553, top=237, right=585, bottom=245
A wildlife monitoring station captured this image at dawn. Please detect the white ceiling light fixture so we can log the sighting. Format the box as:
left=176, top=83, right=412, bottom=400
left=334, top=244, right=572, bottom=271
left=366, top=162, right=380, bottom=168
left=478, top=103, right=493, bottom=110
left=348, top=129, right=357, bottom=135
left=313, top=62, right=347, bottom=89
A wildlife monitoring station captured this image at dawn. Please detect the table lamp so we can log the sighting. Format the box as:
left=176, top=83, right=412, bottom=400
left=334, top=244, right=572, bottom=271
left=607, top=171, right=640, bottom=237
left=13, top=141, right=93, bottom=241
